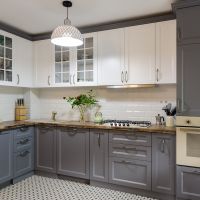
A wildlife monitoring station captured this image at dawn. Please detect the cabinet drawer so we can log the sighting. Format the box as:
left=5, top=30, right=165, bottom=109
left=14, top=148, right=34, bottom=178
left=109, top=143, right=151, bottom=161
left=109, top=157, right=151, bottom=190
left=109, top=131, right=151, bottom=146
left=14, top=136, right=33, bottom=152
left=14, top=126, right=34, bottom=140
left=177, top=166, right=200, bottom=200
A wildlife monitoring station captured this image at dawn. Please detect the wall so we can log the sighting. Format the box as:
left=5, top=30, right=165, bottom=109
left=34, top=85, right=176, bottom=124
left=0, top=86, right=24, bottom=121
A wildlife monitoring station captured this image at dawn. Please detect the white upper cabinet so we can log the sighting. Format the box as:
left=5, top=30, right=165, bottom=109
left=156, top=20, right=176, bottom=84
left=97, top=29, right=124, bottom=86
left=125, top=23, right=156, bottom=84
left=0, top=30, right=33, bottom=87
left=33, top=40, right=54, bottom=88
left=53, top=32, right=97, bottom=87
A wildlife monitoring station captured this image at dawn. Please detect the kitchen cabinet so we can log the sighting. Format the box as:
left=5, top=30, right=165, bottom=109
left=0, top=131, right=13, bottom=184
left=97, top=29, right=124, bottom=86
left=35, top=126, right=57, bottom=173
left=53, top=33, right=97, bottom=87
left=0, top=30, right=33, bottom=87
left=57, top=128, right=90, bottom=179
left=109, top=157, right=151, bottom=190
left=109, top=131, right=151, bottom=190
left=33, top=40, right=54, bottom=87
left=176, top=6, right=200, bottom=44
left=177, top=166, right=200, bottom=200
left=152, top=134, right=175, bottom=195
left=156, top=20, right=176, bottom=84
left=90, top=130, right=109, bottom=182
left=125, top=23, right=156, bottom=84
left=13, top=127, right=34, bottom=179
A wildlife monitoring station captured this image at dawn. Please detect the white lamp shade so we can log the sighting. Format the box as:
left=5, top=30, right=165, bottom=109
left=51, top=25, right=83, bottom=47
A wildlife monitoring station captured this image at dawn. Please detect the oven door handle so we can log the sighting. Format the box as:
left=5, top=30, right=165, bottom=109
left=180, top=128, right=200, bottom=132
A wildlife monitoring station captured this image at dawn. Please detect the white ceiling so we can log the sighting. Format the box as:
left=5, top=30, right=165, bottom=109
left=0, top=0, right=176, bottom=35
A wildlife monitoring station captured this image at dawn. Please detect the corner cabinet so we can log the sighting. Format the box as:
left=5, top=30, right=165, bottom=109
left=53, top=32, right=97, bottom=87
left=152, top=134, right=175, bottom=195
left=0, top=131, right=13, bottom=184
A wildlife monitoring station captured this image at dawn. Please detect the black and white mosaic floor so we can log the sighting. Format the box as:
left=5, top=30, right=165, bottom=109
left=0, top=176, right=158, bottom=200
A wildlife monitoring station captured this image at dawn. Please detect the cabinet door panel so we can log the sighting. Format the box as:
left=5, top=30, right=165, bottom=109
left=57, top=128, right=89, bottom=179
left=177, top=43, right=200, bottom=116
left=109, top=157, right=151, bottom=190
left=125, top=24, right=156, bottom=84
left=0, top=132, right=13, bottom=184
left=177, top=6, right=200, bottom=44
left=156, top=20, right=176, bottom=84
left=177, top=166, right=200, bottom=200
left=35, top=126, right=57, bottom=173
left=152, top=134, right=175, bottom=195
left=90, top=130, right=109, bottom=182
left=98, top=29, right=124, bottom=85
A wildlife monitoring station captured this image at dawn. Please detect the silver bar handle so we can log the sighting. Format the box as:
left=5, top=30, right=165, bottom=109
left=156, top=69, right=159, bottom=82
left=177, top=26, right=182, bottom=41
left=125, top=71, right=128, bottom=83
left=98, top=133, right=101, bottom=148
left=121, top=71, right=124, bottom=83
left=17, top=74, right=20, bottom=85
left=48, top=75, right=50, bottom=86
left=73, top=74, right=75, bottom=85
left=160, top=139, right=165, bottom=153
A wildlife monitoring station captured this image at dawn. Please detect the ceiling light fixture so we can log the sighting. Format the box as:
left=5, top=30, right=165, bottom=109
left=51, top=1, right=83, bottom=47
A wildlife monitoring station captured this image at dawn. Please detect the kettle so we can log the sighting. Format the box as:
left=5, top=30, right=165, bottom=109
left=155, top=114, right=165, bottom=125
left=94, top=112, right=103, bottom=124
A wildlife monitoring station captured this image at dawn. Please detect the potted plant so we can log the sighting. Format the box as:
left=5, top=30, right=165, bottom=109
left=63, top=90, right=98, bottom=122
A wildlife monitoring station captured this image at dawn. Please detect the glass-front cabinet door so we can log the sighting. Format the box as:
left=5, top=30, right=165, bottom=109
left=0, top=34, right=12, bottom=83
left=54, top=45, right=71, bottom=85
left=75, top=33, right=97, bottom=86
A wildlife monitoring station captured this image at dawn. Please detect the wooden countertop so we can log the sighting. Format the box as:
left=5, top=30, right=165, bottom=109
left=0, top=120, right=176, bottom=134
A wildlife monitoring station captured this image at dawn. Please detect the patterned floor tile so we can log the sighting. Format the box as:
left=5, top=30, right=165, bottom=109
left=0, top=176, right=158, bottom=200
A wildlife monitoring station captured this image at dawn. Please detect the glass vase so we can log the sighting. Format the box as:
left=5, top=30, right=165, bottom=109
left=78, top=106, right=87, bottom=123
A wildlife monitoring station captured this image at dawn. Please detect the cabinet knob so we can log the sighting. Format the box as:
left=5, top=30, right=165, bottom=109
left=17, top=74, right=20, bottom=85
left=186, top=120, right=191, bottom=125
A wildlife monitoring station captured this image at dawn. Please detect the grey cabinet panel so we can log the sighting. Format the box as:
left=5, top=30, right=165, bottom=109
left=14, top=148, right=34, bottom=178
left=0, top=131, right=13, bottom=184
left=177, top=43, right=200, bottom=116
left=90, top=130, right=109, bottom=182
left=57, top=128, right=89, bottom=179
left=35, top=126, right=57, bottom=173
left=109, top=143, right=151, bottom=161
left=177, top=166, right=200, bottom=200
left=109, top=157, right=151, bottom=190
left=152, top=134, right=175, bottom=195
left=109, top=131, right=151, bottom=146
left=177, top=6, right=200, bottom=44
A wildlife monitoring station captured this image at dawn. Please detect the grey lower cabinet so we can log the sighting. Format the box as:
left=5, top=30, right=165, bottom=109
left=152, top=134, right=175, bottom=195
left=108, top=131, right=152, bottom=190
left=0, top=131, right=13, bottom=184
left=109, top=157, right=151, bottom=190
left=35, top=126, right=57, bottom=173
left=13, top=127, right=34, bottom=179
left=177, top=166, right=200, bottom=200
left=57, top=128, right=90, bottom=179
left=90, top=130, right=109, bottom=182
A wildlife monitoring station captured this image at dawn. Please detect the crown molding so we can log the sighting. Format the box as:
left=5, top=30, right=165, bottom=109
left=0, top=12, right=175, bottom=42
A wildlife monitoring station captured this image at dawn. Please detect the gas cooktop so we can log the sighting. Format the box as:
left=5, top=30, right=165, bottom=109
left=103, top=120, right=151, bottom=128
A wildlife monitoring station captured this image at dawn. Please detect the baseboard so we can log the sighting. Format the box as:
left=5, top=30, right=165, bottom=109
left=12, top=171, right=34, bottom=184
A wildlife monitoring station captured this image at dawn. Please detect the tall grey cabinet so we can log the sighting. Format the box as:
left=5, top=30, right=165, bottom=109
left=173, top=1, right=200, bottom=116
left=90, top=130, right=109, bottom=182
left=0, top=131, right=13, bottom=184
left=57, top=128, right=90, bottom=179
left=35, top=126, right=57, bottom=173
left=152, top=134, right=175, bottom=195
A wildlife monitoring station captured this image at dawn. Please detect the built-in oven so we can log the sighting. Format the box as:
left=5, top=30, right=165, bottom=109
left=176, top=116, right=200, bottom=167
